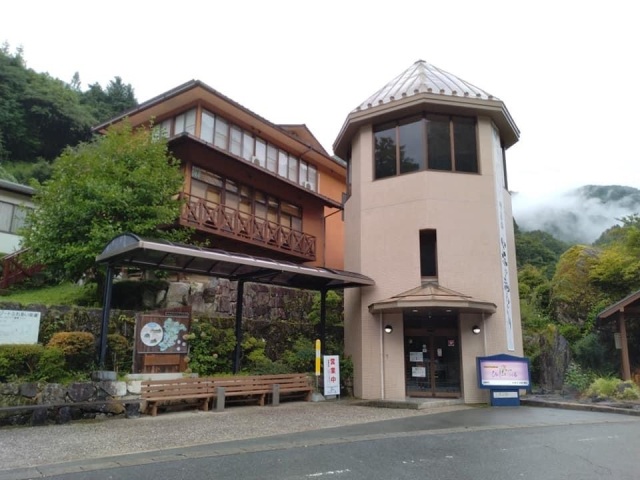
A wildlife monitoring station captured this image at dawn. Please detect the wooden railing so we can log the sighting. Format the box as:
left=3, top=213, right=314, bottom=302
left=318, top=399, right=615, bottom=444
left=179, top=193, right=316, bottom=261
left=0, top=248, right=44, bottom=289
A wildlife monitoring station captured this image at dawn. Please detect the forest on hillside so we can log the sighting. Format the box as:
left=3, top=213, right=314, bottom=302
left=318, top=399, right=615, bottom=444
left=0, top=44, right=137, bottom=184
left=1, top=47, right=639, bottom=390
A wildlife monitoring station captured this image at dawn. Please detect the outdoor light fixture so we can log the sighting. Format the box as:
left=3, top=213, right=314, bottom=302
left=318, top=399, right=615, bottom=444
left=384, top=325, right=393, bottom=334
left=472, top=325, right=481, bottom=335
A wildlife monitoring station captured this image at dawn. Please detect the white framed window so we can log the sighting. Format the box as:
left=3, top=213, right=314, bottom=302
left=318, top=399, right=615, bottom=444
left=242, top=131, right=254, bottom=161
left=214, top=117, right=229, bottom=149
left=200, top=111, right=215, bottom=143
left=230, top=126, right=242, bottom=156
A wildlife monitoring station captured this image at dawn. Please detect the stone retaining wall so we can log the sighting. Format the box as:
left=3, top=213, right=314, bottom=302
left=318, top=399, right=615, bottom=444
left=0, top=380, right=141, bottom=427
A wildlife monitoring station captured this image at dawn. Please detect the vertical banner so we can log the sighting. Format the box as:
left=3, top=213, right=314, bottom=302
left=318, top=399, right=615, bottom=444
left=315, top=339, right=321, bottom=376
left=492, top=125, right=515, bottom=351
left=323, top=355, right=340, bottom=396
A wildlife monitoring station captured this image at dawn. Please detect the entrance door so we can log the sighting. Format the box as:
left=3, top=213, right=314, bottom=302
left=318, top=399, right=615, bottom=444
left=404, top=316, right=461, bottom=397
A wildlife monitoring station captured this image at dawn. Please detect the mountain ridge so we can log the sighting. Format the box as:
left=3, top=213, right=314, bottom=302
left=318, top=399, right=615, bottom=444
left=512, top=185, right=640, bottom=244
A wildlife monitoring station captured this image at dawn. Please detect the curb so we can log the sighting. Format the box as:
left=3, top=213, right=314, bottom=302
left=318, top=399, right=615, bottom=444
left=521, top=398, right=640, bottom=416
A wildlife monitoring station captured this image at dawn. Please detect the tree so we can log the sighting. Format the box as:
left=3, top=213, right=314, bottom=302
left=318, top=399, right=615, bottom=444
left=21, top=121, right=188, bottom=282
left=81, top=77, right=137, bottom=123
left=549, top=245, right=604, bottom=326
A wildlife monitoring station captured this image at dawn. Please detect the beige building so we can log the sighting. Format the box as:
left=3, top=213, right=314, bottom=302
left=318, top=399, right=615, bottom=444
left=333, top=60, right=523, bottom=403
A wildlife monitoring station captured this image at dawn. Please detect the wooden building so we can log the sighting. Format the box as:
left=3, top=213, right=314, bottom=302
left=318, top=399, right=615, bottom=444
left=94, top=80, right=345, bottom=269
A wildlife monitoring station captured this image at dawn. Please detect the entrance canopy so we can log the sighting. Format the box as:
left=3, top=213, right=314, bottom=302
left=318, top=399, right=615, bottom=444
left=96, top=233, right=374, bottom=290
left=368, top=282, right=496, bottom=314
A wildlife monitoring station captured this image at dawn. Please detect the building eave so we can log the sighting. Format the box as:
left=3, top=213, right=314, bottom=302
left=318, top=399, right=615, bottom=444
left=334, top=93, right=520, bottom=159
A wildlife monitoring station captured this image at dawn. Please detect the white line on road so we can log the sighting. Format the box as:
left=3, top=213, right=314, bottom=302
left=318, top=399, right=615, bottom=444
left=306, top=469, right=352, bottom=477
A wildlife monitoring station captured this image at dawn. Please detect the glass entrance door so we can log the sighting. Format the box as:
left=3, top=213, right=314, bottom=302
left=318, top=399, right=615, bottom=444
left=404, top=316, right=461, bottom=397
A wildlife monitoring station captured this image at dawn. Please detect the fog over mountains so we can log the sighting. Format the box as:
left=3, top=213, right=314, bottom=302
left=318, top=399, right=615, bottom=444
left=512, top=185, right=640, bottom=244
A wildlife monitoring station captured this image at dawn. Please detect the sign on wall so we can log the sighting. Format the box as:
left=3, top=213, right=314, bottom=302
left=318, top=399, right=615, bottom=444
left=135, top=309, right=191, bottom=354
left=0, top=310, right=41, bottom=344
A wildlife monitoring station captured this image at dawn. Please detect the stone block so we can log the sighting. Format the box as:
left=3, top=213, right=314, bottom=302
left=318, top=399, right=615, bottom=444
left=19, top=383, right=37, bottom=398
left=0, top=383, right=19, bottom=395
left=56, top=406, right=72, bottom=424
left=127, top=380, right=142, bottom=394
left=41, top=384, right=65, bottom=404
left=125, top=402, right=141, bottom=418
left=67, top=383, right=96, bottom=402
left=30, top=407, right=49, bottom=426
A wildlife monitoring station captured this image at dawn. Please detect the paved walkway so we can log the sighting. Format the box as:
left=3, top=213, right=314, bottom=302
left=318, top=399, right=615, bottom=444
left=0, top=399, right=468, bottom=473
left=1, top=395, right=637, bottom=479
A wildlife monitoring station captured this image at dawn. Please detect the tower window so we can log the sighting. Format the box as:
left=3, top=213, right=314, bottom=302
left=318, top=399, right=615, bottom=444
left=374, top=114, right=478, bottom=180
left=420, top=229, right=437, bottom=277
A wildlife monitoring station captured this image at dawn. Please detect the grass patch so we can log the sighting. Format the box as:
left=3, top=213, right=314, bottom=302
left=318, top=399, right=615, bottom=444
left=0, top=282, right=98, bottom=306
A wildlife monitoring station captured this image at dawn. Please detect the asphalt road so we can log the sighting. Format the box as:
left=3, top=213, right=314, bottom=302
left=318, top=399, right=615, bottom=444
left=4, top=406, right=638, bottom=480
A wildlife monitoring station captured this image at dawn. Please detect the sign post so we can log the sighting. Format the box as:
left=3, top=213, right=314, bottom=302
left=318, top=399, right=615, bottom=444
left=476, top=354, right=531, bottom=406
left=311, top=339, right=325, bottom=402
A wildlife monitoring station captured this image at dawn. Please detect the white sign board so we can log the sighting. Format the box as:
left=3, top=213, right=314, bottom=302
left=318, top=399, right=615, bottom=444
left=323, top=355, right=340, bottom=396
left=409, top=351, right=423, bottom=362
left=0, top=310, right=41, bottom=344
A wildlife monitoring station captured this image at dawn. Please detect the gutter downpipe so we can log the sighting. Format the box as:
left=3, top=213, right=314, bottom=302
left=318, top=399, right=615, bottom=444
left=379, top=312, right=385, bottom=400
left=233, top=280, right=245, bottom=374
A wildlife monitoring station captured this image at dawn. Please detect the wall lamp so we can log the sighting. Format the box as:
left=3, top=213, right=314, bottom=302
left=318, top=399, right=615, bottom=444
left=472, top=325, right=481, bottom=335
left=384, top=325, right=393, bottom=334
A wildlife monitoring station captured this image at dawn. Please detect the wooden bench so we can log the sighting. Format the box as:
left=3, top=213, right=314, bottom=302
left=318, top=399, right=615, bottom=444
left=141, top=377, right=212, bottom=417
left=141, top=374, right=314, bottom=416
left=209, top=373, right=313, bottom=410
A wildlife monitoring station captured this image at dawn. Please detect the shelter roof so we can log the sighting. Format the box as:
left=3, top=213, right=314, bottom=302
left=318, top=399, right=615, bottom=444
left=597, top=289, right=640, bottom=320
left=368, top=282, right=496, bottom=314
left=96, top=233, right=375, bottom=291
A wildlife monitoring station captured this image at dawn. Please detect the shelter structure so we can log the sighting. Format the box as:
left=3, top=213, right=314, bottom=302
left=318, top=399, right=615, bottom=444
left=96, top=233, right=373, bottom=371
left=333, top=60, right=523, bottom=403
left=597, top=290, right=640, bottom=380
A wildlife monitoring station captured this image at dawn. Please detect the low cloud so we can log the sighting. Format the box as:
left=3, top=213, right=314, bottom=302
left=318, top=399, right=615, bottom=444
left=512, top=185, right=640, bottom=244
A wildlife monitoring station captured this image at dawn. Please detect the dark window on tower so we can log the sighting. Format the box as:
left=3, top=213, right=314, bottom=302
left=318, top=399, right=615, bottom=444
left=373, top=113, right=478, bottom=180
left=420, top=229, right=437, bottom=277
left=374, top=124, right=397, bottom=179
left=453, top=116, right=478, bottom=172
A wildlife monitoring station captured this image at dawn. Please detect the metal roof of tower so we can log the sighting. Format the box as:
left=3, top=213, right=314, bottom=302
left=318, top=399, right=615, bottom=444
left=354, top=60, right=497, bottom=112
left=333, top=60, right=520, bottom=157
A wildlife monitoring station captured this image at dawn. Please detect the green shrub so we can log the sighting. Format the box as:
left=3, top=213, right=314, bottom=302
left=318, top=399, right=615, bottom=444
left=107, top=334, right=132, bottom=373
left=280, top=337, right=315, bottom=373
left=614, top=380, right=640, bottom=400
left=0, top=344, right=45, bottom=380
left=564, top=362, right=596, bottom=393
left=586, top=377, right=623, bottom=399
left=585, top=377, right=640, bottom=400
left=572, top=332, right=616, bottom=373
left=47, top=331, right=95, bottom=371
left=186, top=319, right=235, bottom=376
left=34, top=347, right=69, bottom=382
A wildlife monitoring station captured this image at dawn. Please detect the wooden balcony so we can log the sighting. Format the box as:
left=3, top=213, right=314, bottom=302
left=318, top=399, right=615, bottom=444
left=179, top=193, right=316, bottom=261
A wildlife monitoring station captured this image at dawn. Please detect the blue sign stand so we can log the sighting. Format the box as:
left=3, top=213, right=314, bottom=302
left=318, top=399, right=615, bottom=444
left=477, top=353, right=531, bottom=407
left=490, top=388, right=521, bottom=406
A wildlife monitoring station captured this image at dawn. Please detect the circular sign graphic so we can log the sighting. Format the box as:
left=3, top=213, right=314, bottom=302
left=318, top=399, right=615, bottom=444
left=140, top=322, right=164, bottom=347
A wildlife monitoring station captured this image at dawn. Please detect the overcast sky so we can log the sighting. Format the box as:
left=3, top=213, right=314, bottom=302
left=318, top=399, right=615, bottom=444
left=2, top=0, right=637, bottom=199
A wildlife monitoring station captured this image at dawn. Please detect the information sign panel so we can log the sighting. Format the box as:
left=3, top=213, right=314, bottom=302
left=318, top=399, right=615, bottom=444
left=0, top=310, right=41, bottom=344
